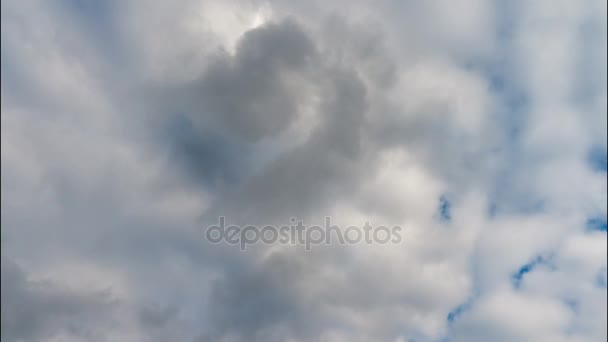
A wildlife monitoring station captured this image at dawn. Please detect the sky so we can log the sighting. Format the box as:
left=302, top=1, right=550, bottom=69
left=1, top=0, right=607, bottom=341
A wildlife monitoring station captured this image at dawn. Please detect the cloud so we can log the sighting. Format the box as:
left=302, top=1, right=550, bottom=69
left=1, top=0, right=606, bottom=341
left=0, top=256, right=118, bottom=341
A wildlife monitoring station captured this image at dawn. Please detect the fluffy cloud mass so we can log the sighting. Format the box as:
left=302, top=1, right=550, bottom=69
left=1, top=0, right=606, bottom=341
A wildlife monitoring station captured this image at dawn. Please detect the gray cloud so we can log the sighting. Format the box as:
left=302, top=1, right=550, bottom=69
left=1, top=257, right=117, bottom=341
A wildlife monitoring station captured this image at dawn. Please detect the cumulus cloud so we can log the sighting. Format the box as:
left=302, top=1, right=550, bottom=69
left=1, top=0, right=606, bottom=341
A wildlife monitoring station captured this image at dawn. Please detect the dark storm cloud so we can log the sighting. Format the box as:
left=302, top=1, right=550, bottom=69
left=163, top=17, right=392, bottom=222
left=201, top=20, right=317, bottom=142
left=164, top=19, right=320, bottom=144
left=173, top=20, right=389, bottom=341
left=166, top=115, right=248, bottom=188
left=206, top=67, right=371, bottom=222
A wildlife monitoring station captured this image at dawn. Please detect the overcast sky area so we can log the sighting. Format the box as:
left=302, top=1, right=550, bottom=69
left=1, top=0, right=607, bottom=341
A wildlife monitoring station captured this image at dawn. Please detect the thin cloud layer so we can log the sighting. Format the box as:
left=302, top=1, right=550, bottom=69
left=1, top=0, right=606, bottom=341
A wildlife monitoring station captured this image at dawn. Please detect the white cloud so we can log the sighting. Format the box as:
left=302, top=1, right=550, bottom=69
left=1, top=0, right=606, bottom=341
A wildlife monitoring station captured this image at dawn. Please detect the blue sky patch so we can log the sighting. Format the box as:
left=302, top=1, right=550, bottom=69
left=586, top=217, right=608, bottom=232
left=438, top=195, right=451, bottom=222
left=596, top=268, right=607, bottom=288
left=512, top=255, right=549, bottom=288
left=587, top=146, right=608, bottom=172
left=447, top=304, right=467, bottom=323
left=447, top=298, right=474, bottom=324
